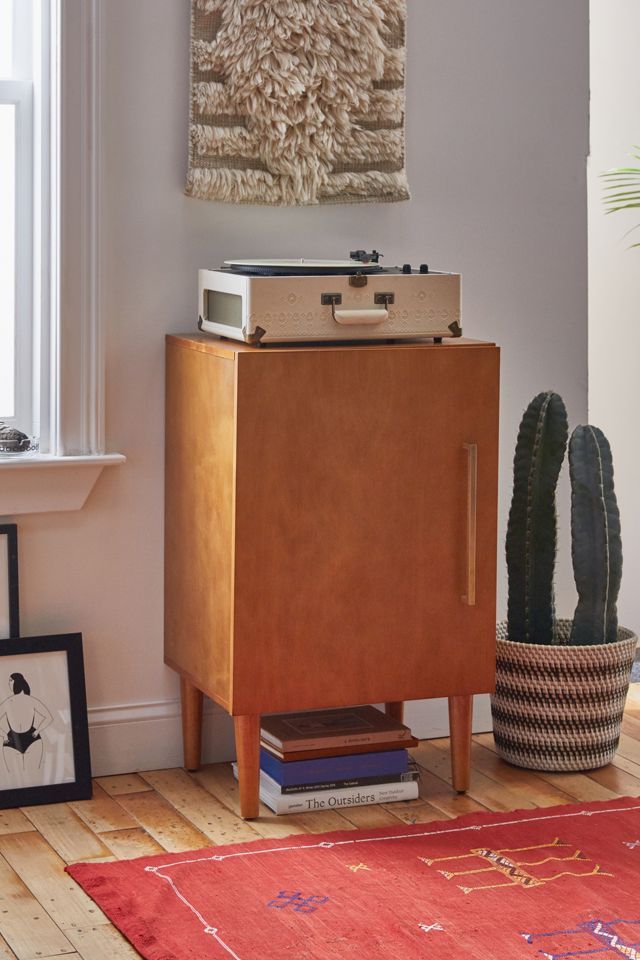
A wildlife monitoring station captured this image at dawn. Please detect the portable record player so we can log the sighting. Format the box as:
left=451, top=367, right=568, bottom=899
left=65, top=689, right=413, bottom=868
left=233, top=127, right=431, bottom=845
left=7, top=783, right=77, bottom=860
left=198, top=251, right=461, bottom=344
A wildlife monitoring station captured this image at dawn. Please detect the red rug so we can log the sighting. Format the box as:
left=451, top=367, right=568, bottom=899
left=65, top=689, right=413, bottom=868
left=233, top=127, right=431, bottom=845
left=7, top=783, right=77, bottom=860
left=68, top=798, right=640, bottom=959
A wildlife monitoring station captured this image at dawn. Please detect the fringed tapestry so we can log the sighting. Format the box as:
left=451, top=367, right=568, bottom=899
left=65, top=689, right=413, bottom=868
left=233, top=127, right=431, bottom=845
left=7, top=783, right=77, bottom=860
left=186, top=0, right=410, bottom=206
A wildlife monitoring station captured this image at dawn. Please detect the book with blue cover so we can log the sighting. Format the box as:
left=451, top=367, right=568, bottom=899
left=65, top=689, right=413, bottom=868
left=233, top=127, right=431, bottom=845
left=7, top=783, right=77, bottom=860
left=260, top=747, right=409, bottom=787
left=269, top=767, right=420, bottom=795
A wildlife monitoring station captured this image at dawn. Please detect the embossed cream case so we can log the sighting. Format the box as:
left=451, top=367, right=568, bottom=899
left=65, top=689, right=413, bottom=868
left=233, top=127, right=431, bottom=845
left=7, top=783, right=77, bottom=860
left=198, top=257, right=461, bottom=344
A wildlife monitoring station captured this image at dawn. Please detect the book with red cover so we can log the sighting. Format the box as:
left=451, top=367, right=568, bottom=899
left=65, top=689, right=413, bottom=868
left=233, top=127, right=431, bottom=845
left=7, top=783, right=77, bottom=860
left=261, top=735, right=419, bottom=762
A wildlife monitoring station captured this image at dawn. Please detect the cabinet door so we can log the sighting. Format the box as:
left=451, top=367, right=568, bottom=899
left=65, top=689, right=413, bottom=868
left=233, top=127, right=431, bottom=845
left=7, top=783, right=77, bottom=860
left=232, top=343, right=499, bottom=715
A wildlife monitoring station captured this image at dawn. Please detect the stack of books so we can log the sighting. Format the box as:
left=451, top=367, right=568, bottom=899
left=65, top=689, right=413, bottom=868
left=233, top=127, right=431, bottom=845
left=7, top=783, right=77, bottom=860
left=233, top=704, right=419, bottom=815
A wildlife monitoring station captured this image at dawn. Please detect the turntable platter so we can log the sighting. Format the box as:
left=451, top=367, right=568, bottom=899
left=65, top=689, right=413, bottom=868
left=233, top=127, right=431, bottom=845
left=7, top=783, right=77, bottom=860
left=223, top=258, right=384, bottom=276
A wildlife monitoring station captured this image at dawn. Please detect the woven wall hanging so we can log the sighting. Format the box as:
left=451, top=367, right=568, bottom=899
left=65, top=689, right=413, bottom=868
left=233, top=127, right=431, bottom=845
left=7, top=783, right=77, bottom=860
left=186, top=0, right=410, bottom=206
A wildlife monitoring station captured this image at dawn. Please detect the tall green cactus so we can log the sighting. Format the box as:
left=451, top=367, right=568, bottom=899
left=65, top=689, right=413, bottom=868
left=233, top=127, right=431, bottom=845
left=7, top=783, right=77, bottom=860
left=506, top=392, right=568, bottom=644
left=569, top=425, right=622, bottom=645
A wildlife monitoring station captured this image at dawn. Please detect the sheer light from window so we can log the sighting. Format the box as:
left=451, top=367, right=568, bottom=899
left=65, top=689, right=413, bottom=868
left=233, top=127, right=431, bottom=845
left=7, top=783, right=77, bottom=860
left=0, top=0, right=12, bottom=78
left=0, top=0, right=34, bottom=435
left=0, top=103, right=16, bottom=417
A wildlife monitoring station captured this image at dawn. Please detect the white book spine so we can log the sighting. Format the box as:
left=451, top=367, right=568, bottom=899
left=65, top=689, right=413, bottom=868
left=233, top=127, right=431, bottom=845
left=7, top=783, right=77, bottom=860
left=232, top=764, right=419, bottom=815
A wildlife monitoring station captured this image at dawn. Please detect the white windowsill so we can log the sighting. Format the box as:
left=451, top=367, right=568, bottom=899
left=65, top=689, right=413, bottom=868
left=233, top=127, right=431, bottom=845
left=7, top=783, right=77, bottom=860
left=0, top=453, right=126, bottom=516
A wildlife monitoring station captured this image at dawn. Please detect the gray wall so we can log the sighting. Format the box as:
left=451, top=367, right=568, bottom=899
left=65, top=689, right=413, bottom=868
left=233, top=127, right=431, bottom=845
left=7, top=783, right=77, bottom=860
left=589, top=0, right=640, bottom=636
left=17, top=0, right=589, bottom=771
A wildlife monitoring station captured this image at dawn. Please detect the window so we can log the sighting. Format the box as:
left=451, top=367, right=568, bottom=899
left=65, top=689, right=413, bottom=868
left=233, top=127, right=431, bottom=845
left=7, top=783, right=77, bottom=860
left=0, top=0, right=111, bottom=462
left=0, top=0, right=34, bottom=435
left=0, top=1, right=123, bottom=514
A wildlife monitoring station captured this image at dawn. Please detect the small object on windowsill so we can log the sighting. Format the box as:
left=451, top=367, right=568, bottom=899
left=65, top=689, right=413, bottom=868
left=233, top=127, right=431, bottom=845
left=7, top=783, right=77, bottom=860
left=0, top=423, right=39, bottom=458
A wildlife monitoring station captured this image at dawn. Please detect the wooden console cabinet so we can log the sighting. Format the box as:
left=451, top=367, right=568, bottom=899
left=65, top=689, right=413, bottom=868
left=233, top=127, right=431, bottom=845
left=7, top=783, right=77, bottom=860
left=165, top=334, right=500, bottom=818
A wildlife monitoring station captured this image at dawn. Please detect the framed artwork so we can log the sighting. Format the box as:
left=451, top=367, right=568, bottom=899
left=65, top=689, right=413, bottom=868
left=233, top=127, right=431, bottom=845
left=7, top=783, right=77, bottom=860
left=0, top=524, right=19, bottom=639
left=186, top=0, right=409, bottom=206
left=0, top=634, right=92, bottom=807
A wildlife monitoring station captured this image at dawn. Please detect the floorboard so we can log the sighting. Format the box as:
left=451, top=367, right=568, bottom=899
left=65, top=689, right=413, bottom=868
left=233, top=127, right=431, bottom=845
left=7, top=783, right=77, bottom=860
left=2, top=694, right=639, bottom=959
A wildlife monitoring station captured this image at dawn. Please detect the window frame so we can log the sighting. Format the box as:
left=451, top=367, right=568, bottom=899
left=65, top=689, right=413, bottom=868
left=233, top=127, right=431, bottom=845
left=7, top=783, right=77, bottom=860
left=0, top=0, right=34, bottom=432
left=1, top=0, right=106, bottom=456
left=0, top=0, right=124, bottom=515
left=55, top=0, right=105, bottom=457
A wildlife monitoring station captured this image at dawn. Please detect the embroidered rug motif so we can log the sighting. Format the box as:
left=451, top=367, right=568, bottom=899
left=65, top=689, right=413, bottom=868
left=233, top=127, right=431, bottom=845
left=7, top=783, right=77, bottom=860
left=67, top=798, right=640, bottom=959
left=186, top=0, right=410, bottom=206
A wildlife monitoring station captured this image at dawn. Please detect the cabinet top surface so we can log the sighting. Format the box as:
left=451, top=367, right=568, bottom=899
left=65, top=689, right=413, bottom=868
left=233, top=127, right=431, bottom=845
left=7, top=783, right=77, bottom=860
left=167, top=333, right=497, bottom=360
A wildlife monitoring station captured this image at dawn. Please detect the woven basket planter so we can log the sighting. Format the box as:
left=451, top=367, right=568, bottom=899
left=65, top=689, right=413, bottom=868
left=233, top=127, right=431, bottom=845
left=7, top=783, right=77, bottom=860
left=491, top=620, right=637, bottom=772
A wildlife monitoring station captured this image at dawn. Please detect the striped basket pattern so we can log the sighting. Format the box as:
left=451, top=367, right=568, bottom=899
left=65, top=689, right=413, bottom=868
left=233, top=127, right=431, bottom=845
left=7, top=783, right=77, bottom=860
left=491, top=620, right=637, bottom=772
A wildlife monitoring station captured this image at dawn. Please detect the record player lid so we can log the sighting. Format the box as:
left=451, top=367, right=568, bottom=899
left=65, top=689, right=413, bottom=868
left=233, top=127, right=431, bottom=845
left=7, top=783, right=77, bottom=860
left=223, top=258, right=384, bottom=276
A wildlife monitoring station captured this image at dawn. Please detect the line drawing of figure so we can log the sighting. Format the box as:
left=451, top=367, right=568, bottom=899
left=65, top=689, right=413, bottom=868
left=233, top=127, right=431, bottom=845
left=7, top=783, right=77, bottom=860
left=0, top=673, right=54, bottom=779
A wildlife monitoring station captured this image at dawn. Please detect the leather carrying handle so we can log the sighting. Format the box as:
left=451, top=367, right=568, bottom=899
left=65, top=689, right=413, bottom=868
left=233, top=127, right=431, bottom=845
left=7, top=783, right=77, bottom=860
left=333, top=308, right=389, bottom=326
left=462, top=442, right=477, bottom=606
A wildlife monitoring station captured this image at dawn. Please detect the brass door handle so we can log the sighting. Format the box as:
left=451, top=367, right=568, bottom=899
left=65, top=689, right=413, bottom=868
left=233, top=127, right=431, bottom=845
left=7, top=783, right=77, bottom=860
left=462, top=442, right=477, bottom=605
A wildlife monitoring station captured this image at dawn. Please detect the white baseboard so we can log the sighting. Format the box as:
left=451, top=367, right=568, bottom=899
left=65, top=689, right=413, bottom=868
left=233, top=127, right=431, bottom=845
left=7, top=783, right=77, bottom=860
left=87, top=695, right=494, bottom=778
left=88, top=698, right=237, bottom=777
left=405, top=694, right=493, bottom=740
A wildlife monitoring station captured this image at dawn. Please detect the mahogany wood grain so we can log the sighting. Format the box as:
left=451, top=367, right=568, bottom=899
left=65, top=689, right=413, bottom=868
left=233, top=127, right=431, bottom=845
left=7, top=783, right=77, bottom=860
left=234, top=715, right=260, bottom=820
left=165, top=335, right=500, bottom=811
left=232, top=343, right=499, bottom=714
left=164, top=341, right=234, bottom=709
left=180, top=677, right=204, bottom=772
left=462, top=442, right=478, bottom=605
left=384, top=702, right=405, bottom=724
left=448, top=695, right=473, bottom=792
left=169, top=332, right=494, bottom=359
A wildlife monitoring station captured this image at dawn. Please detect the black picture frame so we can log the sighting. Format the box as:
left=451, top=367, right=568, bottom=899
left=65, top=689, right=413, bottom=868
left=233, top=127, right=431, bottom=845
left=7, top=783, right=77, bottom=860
left=0, top=524, right=19, bottom=640
left=0, top=633, right=92, bottom=808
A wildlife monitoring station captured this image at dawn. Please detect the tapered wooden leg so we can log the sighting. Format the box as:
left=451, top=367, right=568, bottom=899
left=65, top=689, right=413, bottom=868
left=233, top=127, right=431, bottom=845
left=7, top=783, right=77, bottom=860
left=234, top=714, right=261, bottom=820
left=180, top=677, right=204, bottom=772
left=448, top=694, right=473, bottom=793
left=384, top=701, right=405, bottom=725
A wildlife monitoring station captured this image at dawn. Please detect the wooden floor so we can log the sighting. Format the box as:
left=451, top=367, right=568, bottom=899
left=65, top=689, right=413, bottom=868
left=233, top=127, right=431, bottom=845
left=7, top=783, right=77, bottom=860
left=2, top=687, right=640, bottom=959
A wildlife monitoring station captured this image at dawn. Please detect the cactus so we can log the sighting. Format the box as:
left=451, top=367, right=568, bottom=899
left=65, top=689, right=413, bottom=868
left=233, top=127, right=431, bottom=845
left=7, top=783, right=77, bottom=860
left=506, top=392, right=569, bottom=644
left=506, top=393, right=624, bottom=646
left=569, top=425, right=622, bottom=645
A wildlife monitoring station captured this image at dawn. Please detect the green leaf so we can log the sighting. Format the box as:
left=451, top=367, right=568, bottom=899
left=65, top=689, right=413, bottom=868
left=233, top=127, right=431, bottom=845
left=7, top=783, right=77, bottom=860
left=600, top=147, right=640, bottom=246
left=605, top=203, right=640, bottom=213
left=602, top=192, right=640, bottom=202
